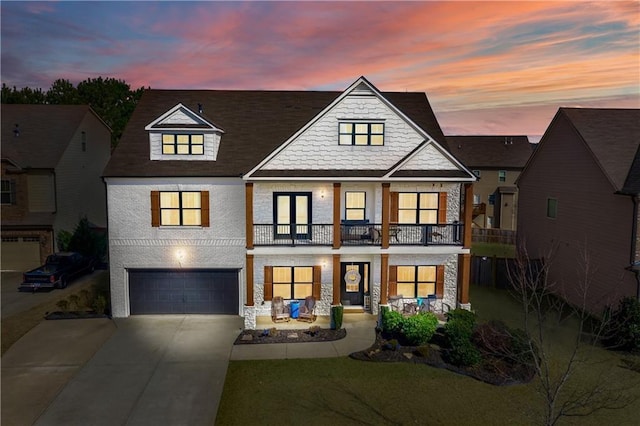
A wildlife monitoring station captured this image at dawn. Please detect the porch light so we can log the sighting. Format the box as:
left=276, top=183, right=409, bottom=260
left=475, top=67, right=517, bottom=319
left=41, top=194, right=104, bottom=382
left=176, top=249, right=186, bottom=266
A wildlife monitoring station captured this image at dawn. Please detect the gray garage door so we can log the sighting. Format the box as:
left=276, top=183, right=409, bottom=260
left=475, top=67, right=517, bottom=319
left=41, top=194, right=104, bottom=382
left=129, top=269, right=239, bottom=315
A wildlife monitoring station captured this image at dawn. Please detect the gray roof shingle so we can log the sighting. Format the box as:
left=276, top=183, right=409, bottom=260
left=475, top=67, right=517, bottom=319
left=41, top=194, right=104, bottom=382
left=103, top=89, right=448, bottom=178
left=445, top=135, right=533, bottom=169
left=1, top=105, right=94, bottom=169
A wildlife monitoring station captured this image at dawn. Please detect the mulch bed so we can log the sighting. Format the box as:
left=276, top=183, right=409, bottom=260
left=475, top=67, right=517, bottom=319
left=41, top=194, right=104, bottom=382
left=349, top=331, right=535, bottom=386
left=235, top=327, right=346, bottom=345
left=45, top=311, right=110, bottom=320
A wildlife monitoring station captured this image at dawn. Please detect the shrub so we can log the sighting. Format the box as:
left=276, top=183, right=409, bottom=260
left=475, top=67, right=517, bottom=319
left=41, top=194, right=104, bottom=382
left=384, top=339, right=400, bottom=351
left=331, top=305, right=344, bottom=330
left=401, top=312, right=439, bottom=346
left=68, top=294, right=81, bottom=311
left=603, top=297, right=640, bottom=352
left=472, top=320, right=534, bottom=365
left=56, top=299, right=70, bottom=312
left=444, top=308, right=481, bottom=366
left=92, top=295, right=107, bottom=315
left=381, top=308, right=404, bottom=335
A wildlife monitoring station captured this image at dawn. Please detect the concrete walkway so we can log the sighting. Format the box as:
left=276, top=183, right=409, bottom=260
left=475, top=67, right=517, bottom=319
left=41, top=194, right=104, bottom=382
left=1, top=314, right=377, bottom=426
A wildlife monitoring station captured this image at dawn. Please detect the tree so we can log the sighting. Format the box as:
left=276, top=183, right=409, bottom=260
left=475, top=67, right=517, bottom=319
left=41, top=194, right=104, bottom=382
left=507, top=245, right=637, bottom=425
left=46, top=78, right=80, bottom=104
left=1, top=83, right=46, bottom=104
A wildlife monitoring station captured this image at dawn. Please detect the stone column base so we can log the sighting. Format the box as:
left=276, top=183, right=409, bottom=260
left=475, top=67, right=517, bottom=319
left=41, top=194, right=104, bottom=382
left=243, top=305, right=256, bottom=329
left=458, top=302, right=472, bottom=311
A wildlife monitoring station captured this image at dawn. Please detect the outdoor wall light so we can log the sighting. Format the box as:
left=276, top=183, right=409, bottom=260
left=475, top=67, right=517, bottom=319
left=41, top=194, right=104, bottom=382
left=176, top=249, right=186, bottom=267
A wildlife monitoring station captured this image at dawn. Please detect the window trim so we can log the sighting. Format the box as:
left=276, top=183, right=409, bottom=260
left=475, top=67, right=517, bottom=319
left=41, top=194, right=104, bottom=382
left=345, top=191, right=366, bottom=221
left=273, top=192, right=312, bottom=239
left=151, top=190, right=209, bottom=227
left=498, top=170, right=506, bottom=182
left=162, top=133, right=205, bottom=155
left=1, top=179, right=15, bottom=205
left=338, top=122, right=385, bottom=146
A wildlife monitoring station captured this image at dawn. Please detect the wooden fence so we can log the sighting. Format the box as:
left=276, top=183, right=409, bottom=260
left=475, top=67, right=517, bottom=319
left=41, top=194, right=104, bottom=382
left=472, top=228, right=516, bottom=245
left=471, top=256, right=543, bottom=289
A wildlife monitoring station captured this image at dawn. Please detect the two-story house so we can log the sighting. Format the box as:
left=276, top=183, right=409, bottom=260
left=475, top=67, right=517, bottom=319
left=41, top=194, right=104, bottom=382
left=1, top=105, right=111, bottom=271
left=518, top=108, right=640, bottom=314
left=103, top=77, right=476, bottom=328
left=446, top=135, right=532, bottom=230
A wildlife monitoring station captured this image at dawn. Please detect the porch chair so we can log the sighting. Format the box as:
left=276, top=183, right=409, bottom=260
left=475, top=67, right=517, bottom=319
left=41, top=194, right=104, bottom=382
left=271, top=296, right=291, bottom=322
left=297, top=295, right=317, bottom=323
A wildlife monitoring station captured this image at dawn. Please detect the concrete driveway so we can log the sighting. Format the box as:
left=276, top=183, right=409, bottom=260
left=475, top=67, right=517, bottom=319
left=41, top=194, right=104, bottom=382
left=2, top=315, right=243, bottom=426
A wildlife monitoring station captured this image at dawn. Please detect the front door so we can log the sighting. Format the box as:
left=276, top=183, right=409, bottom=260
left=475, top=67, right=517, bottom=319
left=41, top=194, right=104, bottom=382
left=340, top=262, right=369, bottom=306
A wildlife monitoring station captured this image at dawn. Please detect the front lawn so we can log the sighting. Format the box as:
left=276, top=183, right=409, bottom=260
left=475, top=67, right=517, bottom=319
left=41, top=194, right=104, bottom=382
left=217, top=285, right=640, bottom=425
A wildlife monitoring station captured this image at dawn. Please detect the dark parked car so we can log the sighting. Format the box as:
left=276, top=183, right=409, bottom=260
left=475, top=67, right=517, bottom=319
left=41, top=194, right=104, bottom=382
left=19, top=252, right=96, bottom=291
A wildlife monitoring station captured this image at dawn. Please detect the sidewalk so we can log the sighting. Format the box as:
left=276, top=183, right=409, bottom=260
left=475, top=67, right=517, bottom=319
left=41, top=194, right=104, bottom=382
left=230, top=313, right=378, bottom=360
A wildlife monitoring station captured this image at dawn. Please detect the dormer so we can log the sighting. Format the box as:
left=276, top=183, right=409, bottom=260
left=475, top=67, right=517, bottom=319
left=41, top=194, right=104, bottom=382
left=145, top=103, right=224, bottom=161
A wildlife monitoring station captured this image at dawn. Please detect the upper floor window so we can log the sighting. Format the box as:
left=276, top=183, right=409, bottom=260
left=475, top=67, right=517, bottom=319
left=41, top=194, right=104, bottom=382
left=273, top=192, right=311, bottom=239
left=345, top=191, right=366, bottom=221
left=472, top=170, right=481, bottom=178
left=498, top=170, right=506, bottom=182
left=398, top=192, right=439, bottom=224
left=162, top=134, right=204, bottom=155
left=1, top=180, right=15, bottom=205
left=151, top=191, right=209, bottom=227
left=339, top=122, right=384, bottom=146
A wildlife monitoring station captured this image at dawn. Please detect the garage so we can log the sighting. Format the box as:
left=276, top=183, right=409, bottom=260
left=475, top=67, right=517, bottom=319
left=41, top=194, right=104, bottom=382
left=128, top=269, right=239, bottom=315
left=1, top=237, right=41, bottom=272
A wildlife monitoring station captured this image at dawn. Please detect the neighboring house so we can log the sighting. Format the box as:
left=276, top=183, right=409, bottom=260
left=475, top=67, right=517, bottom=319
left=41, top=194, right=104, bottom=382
left=517, top=108, right=640, bottom=313
left=103, top=77, right=477, bottom=329
left=447, top=135, right=532, bottom=230
left=1, top=105, right=111, bottom=271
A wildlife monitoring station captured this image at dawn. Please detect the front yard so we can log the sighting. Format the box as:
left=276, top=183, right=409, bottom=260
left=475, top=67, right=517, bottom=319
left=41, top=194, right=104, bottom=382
left=217, top=284, right=640, bottom=425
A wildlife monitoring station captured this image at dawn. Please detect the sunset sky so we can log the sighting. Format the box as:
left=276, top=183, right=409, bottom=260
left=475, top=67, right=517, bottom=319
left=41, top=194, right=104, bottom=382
left=1, top=1, right=638, bottom=140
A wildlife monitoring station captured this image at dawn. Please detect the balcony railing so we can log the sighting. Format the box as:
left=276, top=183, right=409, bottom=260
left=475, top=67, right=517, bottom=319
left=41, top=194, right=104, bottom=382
left=253, top=223, right=464, bottom=247
left=253, top=224, right=333, bottom=246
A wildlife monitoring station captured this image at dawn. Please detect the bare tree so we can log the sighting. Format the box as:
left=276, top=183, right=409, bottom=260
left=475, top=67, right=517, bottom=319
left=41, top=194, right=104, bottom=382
left=507, top=244, right=637, bottom=425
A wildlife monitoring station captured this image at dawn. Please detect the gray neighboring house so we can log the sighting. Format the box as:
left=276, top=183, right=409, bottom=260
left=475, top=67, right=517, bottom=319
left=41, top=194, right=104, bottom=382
left=447, top=135, right=533, bottom=230
left=1, top=105, right=111, bottom=271
left=517, top=108, right=640, bottom=313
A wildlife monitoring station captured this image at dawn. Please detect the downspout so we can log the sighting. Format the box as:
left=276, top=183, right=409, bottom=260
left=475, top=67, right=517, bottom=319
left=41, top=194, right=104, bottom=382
left=632, top=196, right=640, bottom=300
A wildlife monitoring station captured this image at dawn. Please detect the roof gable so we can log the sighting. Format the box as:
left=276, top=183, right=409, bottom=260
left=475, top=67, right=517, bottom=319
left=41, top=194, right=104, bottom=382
left=245, top=77, right=457, bottom=179
left=145, top=103, right=223, bottom=132
left=386, top=141, right=474, bottom=179
left=1, top=104, right=96, bottom=169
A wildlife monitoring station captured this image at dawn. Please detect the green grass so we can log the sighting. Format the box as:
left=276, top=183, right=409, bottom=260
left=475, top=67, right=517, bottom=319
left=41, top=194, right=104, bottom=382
left=471, top=242, right=516, bottom=258
left=217, top=285, right=640, bottom=425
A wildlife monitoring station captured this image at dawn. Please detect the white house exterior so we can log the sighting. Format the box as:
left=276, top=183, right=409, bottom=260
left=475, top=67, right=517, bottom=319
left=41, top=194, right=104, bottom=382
left=103, top=77, right=476, bottom=328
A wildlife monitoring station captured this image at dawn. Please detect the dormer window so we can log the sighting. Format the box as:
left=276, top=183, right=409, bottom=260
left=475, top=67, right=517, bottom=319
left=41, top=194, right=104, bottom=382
left=339, top=122, right=384, bottom=146
left=162, top=134, right=204, bottom=155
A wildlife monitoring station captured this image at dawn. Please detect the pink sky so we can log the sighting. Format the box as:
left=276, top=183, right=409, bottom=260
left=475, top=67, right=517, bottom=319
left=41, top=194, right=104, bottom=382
left=2, top=1, right=638, bottom=139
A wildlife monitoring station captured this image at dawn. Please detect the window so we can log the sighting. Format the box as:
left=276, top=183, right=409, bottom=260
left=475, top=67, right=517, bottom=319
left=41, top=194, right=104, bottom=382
left=547, top=198, right=558, bottom=219
left=488, top=194, right=495, bottom=205
left=345, top=191, right=366, bottom=221
left=272, top=266, right=313, bottom=300
left=473, top=194, right=481, bottom=205
left=498, top=170, right=506, bottom=182
left=162, top=134, right=204, bottom=155
left=473, top=170, right=481, bottom=178
left=397, top=266, right=437, bottom=298
left=1, top=180, right=14, bottom=205
left=274, top=192, right=311, bottom=239
left=151, top=191, right=209, bottom=227
left=398, top=192, right=439, bottom=224
left=339, top=122, right=384, bottom=146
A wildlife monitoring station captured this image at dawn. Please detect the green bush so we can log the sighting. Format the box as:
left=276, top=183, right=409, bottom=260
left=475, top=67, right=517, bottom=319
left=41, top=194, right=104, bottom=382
left=331, top=305, right=344, bottom=330
left=92, top=295, right=107, bottom=315
left=381, top=308, right=404, bottom=335
left=444, top=309, right=481, bottom=366
left=402, top=312, right=439, bottom=346
left=604, top=297, right=640, bottom=352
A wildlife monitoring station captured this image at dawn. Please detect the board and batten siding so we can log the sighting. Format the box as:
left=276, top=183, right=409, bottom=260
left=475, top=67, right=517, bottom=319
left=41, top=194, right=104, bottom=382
left=517, top=114, right=636, bottom=312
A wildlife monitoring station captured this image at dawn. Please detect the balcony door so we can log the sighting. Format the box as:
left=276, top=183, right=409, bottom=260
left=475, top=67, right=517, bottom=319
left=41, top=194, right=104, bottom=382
left=340, top=262, right=369, bottom=306
left=274, top=192, right=311, bottom=239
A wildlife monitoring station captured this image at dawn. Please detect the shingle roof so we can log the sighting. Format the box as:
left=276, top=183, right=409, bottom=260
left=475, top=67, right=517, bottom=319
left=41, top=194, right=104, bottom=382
left=445, top=135, right=533, bottom=169
left=560, top=108, right=640, bottom=193
left=103, top=89, right=448, bottom=178
left=1, top=105, right=94, bottom=169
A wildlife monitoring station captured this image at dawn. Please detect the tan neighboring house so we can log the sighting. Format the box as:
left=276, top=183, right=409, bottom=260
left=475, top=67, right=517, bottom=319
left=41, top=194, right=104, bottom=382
left=446, top=135, right=532, bottom=230
left=1, top=105, right=111, bottom=271
left=517, top=108, right=640, bottom=313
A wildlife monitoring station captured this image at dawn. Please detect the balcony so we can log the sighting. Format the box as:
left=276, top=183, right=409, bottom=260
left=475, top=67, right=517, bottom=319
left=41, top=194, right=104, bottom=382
left=252, top=223, right=464, bottom=247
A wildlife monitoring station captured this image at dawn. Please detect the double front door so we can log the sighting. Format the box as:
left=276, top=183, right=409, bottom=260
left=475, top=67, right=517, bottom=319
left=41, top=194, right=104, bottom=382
left=340, top=262, right=369, bottom=306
